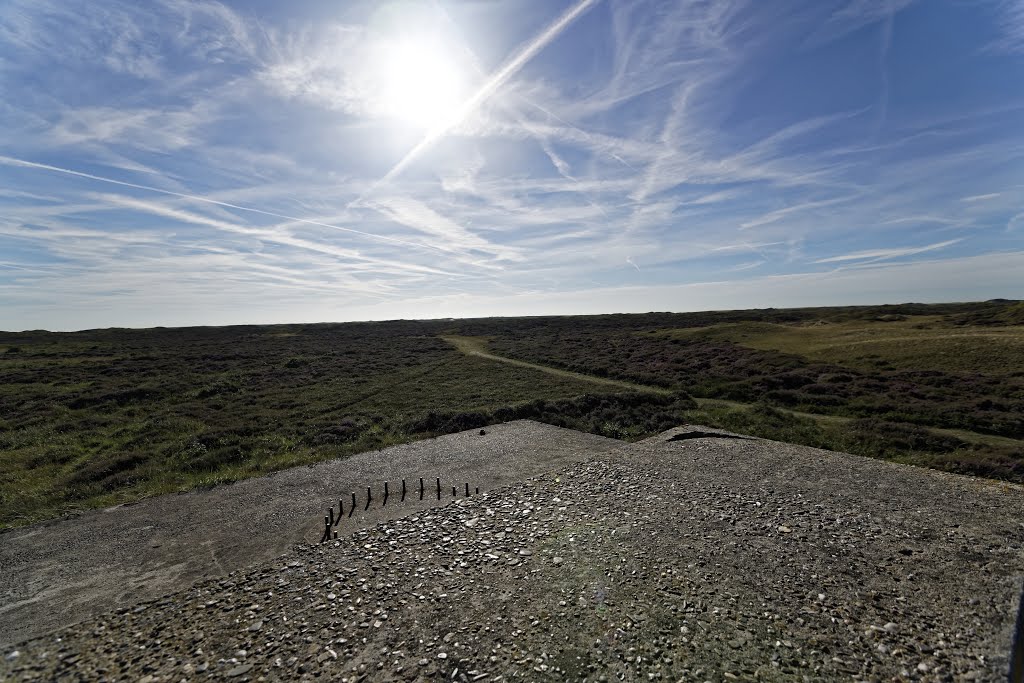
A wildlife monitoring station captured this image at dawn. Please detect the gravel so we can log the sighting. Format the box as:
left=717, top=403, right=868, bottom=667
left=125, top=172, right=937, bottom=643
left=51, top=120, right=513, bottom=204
left=2, top=422, right=1023, bottom=681
left=0, top=420, right=626, bottom=647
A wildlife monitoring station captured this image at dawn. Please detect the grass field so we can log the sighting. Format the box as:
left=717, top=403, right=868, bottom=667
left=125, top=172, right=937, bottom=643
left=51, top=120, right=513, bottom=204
left=1, top=300, right=1021, bottom=528
left=663, top=318, right=1024, bottom=374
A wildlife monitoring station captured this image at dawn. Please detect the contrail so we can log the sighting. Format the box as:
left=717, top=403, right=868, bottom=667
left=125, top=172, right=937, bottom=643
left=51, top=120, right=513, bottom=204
left=355, top=0, right=602, bottom=204
left=0, top=154, right=446, bottom=253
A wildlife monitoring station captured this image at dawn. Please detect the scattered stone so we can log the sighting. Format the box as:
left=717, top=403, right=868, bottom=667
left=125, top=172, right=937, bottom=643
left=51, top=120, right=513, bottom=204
left=225, top=663, right=253, bottom=677
left=0, top=458, right=1015, bottom=683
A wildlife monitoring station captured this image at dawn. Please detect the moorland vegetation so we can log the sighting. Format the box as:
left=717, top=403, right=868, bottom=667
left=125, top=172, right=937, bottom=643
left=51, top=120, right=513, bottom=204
left=1, top=300, right=1021, bottom=527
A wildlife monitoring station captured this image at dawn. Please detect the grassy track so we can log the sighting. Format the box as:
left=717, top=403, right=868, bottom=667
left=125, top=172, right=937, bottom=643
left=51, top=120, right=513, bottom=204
left=441, top=335, right=673, bottom=395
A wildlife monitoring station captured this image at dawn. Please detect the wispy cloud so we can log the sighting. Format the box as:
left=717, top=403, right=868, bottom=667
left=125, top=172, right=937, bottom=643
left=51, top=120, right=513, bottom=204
left=961, top=192, right=1002, bottom=202
left=740, top=196, right=856, bottom=230
left=1, top=0, right=1021, bottom=330
left=0, top=155, right=445, bottom=255
left=813, top=238, right=962, bottom=263
left=365, top=195, right=520, bottom=263
left=48, top=106, right=204, bottom=151
left=984, top=0, right=1024, bottom=54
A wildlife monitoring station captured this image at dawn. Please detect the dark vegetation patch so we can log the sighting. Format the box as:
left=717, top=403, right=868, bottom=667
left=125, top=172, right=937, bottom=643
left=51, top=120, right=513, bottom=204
left=0, top=300, right=1021, bottom=527
left=406, top=392, right=698, bottom=441
left=667, top=431, right=752, bottom=441
left=679, top=404, right=1024, bottom=483
left=2, top=320, right=694, bottom=527
left=944, top=300, right=1024, bottom=327
left=460, top=304, right=1024, bottom=439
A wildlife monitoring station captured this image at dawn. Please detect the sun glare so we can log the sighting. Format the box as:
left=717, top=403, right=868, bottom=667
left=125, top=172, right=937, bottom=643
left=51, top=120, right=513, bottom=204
left=373, top=37, right=468, bottom=131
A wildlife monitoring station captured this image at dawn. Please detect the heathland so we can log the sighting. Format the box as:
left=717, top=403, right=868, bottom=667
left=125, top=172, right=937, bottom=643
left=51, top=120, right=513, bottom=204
left=1, top=300, right=1021, bottom=528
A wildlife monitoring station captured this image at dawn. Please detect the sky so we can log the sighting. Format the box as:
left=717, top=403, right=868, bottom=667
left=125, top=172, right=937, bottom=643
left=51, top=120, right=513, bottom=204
left=1, top=0, right=1022, bottom=331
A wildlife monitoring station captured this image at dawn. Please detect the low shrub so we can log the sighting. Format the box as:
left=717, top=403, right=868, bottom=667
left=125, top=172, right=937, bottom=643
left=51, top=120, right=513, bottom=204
left=65, top=450, right=150, bottom=494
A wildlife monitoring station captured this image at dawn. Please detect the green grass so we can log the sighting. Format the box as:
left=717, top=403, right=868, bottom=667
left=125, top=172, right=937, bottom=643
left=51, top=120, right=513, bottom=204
left=662, top=318, right=1024, bottom=374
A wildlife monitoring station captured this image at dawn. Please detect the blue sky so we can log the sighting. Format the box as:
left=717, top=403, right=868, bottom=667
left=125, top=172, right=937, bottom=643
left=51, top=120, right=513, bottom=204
left=1, top=0, right=1022, bottom=331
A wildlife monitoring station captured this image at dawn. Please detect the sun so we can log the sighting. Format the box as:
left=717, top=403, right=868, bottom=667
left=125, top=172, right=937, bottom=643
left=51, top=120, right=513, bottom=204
left=372, top=36, right=468, bottom=131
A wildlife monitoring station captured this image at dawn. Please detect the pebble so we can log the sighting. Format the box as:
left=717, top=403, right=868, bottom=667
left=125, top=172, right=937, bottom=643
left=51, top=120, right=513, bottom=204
left=225, top=663, right=253, bottom=677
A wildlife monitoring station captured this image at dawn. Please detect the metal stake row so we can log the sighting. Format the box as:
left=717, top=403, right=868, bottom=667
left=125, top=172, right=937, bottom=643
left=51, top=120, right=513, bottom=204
left=320, top=478, right=482, bottom=543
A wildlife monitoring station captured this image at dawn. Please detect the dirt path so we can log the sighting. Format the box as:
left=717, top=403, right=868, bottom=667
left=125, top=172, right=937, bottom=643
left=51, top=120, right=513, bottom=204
left=442, top=336, right=1024, bottom=451
left=440, top=335, right=673, bottom=395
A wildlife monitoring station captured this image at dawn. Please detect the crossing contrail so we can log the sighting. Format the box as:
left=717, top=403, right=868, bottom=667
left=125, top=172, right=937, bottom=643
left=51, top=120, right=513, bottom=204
left=0, top=154, right=446, bottom=253
left=354, top=0, right=602, bottom=205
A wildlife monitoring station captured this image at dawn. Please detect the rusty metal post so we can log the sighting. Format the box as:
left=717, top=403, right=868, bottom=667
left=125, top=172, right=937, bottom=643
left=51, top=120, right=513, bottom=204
left=1011, top=580, right=1024, bottom=683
